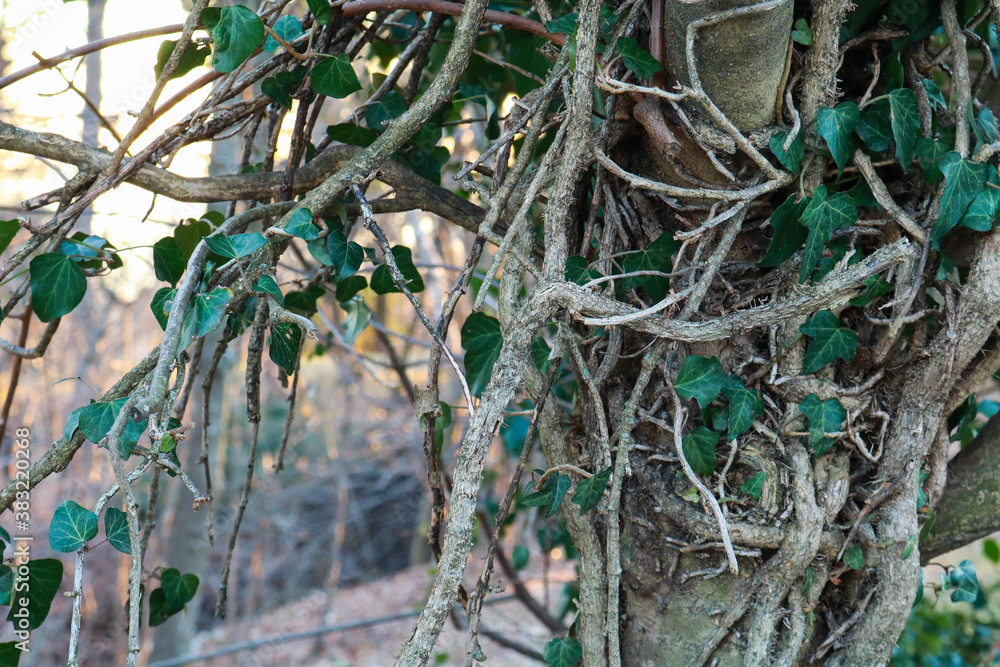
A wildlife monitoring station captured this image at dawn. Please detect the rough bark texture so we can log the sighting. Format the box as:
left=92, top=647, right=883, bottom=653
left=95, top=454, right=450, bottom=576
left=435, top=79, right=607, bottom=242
left=924, top=413, right=1000, bottom=560
left=659, top=0, right=793, bottom=130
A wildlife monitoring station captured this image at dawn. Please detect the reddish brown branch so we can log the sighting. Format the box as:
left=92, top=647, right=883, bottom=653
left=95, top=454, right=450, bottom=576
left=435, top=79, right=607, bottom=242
left=148, top=70, right=226, bottom=127
left=343, top=0, right=564, bottom=44
left=0, top=303, right=33, bottom=453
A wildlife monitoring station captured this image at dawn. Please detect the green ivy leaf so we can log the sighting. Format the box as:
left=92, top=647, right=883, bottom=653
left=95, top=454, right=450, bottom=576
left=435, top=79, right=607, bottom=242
left=0, top=642, right=20, bottom=667
left=798, top=185, right=858, bottom=283
left=0, top=566, right=9, bottom=606
left=203, top=232, right=267, bottom=259
left=254, top=275, right=283, bottom=306
left=327, top=230, right=364, bottom=281
left=160, top=432, right=177, bottom=453
left=949, top=560, right=979, bottom=603
left=177, top=288, right=233, bottom=347
left=523, top=473, right=572, bottom=518
left=512, top=545, right=530, bottom=570
left=201, top=210, right=226, bottom=226
left=431, top=401, right=452, bottom=453
left=59, top=233, right=121, bottom=272
left=72, top=398, right=147, bottom=456
left=769, top=130, right=804, bottom=172
left=888, top=88, right=920, bottom=169
left=174, top=218, right=211, bottom=261
left=149, top=568, right=199, bottom=626
left=162, top=569, right=199, bottom=610
left=0, top=218, right=19, bottom=255
left=565, top=255, right=601, bottom=285
left=682, top=427, right=720, bottom=475
left=335, top=275, right=368, bottom=303
left=29, top=252, right=87, bottom=322
left=121, top=411, right=149, bottom=458
left=63, top=406, right=84, bottom=441
left=848, top=275, right=892, bottom=307
left=59, top=233, right=108, bottom=263
left=758, top=194, right=808, bottom=268
left=675, top=355, right=724, bottom=408
left=311, top=54, right=362, bottom=98
left=262, top=15, right=303, bottom=52
left=326, top=122, right=378, bottom=147
left=845, top=179, right=879, bottom=210
left=931, top=152, right=989, bottom=241
left=922, top=78, right=946, bottom=109
left=546, top=13, right=579, bottom=34
left=740, top=471, right=766, bottom=500
left=201, top=5, right=265, bottom=74
left=371, top=246, right=424, bottom=294
left=972, top=106, right=998, bottom=145
left=916, top=138, right=950, bottom=184
left=960, top=172, right=1000, bottom=232
left=150, top=287, right=175, bottom=330
left=983, top=538, right=1000, bottom=563
left=856, top=105, right=892, bottom=153
left=461, top=313, right=503, bottom=395
left=571, top=467, right=613, bottom=515
left=808, top=235, right=852, bottom=284
left=615, top=37, right=662, bottom=79
left=817, top=102, right=860, bottom=177
left=843, top=544, right=865, bottom=570
left=913, top=568, right=924, bottom=606
left=49, top=500, right=99, bottom=552
left=104, top=508, right=132, bottom=555
left=339, top=297, right=371, bottom=344
left=261, top=75, right=294, bottom=109
left=702, top=405, right=729, bottom=432
left=286, top=285, right=324, bottom=316
left=269, top=322, right=302, bottom=374
left=722, top=375, right=763, bottom=440
left=306, top=0, right=332, bottom=25
left=78, top=398, right=126, bottom=444
left=598, top=4, right=619, bottom=35
left=6, top=559, right=63, bottom=630
left=895, top=534, right=916, bottom=561
left=799, top=394, right=846, bottom=456
left=543, top=636, right=582, bottom=667
left=153, top=237, right=185, bottom=286
left=365, top=91, right=408, bottom=132
left=947, top=394, right=977, bottom=443
left=412, top=119, right=443, bottom=152
left=398, top=146, right=449, bottom=185
left=791, top=18, right=813, bottom=44
left=622, top=231, right=679, bottom=303
left=532, top=337, right=552, bottom=375
left=800, top=310, right=859, bottom=373
left=154, top=39, right=210, bottom=79
left=306, top=237, right=334, bottom=266
left=284, top=208, right=318, bottom=240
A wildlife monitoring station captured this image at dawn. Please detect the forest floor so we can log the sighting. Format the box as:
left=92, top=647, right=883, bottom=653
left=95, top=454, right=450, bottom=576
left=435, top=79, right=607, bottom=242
left=188, top=557, right=577, bottom=667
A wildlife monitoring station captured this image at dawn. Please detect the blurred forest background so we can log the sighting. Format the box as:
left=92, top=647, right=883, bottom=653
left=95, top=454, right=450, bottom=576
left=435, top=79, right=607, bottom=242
left=0, top=1, right=577, bottom=664
left=1, top=0, right=1000, bottom=665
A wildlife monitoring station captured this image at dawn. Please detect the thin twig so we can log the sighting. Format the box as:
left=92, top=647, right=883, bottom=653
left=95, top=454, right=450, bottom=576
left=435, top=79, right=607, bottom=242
left=351, top=183, right=476, bottom=415
left=215, top=299, right=267, bottom=619
left=853, top=151, right=927, bottom=243
left=670, top=390, right=739, bottom=573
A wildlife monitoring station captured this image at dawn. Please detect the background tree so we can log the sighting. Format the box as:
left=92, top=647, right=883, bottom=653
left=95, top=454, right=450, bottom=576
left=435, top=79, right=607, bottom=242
left=1, top=0, right=999, bottom=665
